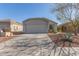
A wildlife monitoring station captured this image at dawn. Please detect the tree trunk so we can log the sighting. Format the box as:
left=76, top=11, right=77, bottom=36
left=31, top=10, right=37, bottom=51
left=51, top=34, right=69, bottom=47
left=74, top=28, right=78, bottom=36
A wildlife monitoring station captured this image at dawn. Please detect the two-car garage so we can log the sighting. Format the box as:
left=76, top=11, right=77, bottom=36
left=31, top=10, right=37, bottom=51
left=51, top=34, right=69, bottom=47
left=26, top=24, right=48, bottom=33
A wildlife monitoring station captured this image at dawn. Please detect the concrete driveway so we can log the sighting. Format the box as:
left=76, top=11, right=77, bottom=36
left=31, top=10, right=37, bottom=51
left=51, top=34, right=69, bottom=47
left=0, top=34, right=55, bottom=56
left=0, top=34, right=79, bottom=56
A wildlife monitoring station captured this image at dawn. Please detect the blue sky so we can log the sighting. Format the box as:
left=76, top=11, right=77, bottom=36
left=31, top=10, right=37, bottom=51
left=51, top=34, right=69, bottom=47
left=0, top=3, right=60, bottom=24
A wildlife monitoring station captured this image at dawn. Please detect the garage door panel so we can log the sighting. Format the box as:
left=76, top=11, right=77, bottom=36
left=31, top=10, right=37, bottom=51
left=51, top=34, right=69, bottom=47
left=26, top=24, right=48, bottom=33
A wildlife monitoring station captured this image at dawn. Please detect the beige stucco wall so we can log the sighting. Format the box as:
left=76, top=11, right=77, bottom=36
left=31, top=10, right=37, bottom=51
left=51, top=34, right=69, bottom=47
left=48, top=21, right=57, bottom=33
left=10, top=24, right=23, bottom=32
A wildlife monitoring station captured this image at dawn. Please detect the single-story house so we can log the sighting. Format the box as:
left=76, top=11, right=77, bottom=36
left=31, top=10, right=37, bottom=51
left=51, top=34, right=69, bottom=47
left=0, top=19, right=23, bottom=36
left=23, top=18, right=57, bottom=33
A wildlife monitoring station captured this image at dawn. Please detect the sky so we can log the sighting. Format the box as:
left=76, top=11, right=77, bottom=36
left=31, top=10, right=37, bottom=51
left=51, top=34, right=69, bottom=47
left=0, top=3, right=60, bottom=24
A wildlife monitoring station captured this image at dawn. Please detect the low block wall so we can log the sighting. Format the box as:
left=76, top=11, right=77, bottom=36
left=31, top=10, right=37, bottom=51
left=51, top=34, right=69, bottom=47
left=0, top=32, right=13, bottom=37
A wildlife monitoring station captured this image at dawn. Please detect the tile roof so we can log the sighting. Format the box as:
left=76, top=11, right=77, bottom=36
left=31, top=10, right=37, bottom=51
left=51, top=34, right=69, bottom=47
left=23, top=18, right=57, bottom=24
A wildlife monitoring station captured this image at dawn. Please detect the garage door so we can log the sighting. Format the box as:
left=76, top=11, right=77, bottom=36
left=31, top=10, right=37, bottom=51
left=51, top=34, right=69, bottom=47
left=26, top=24, right=48, bottom=33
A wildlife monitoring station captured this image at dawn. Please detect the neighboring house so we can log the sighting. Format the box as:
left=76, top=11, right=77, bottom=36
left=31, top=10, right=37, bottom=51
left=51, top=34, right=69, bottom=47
left=57, top=21, right=79, bottom=33
left=0, top=19, right=23, bottom=36
left=23, top=18, right=57, bottom=33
